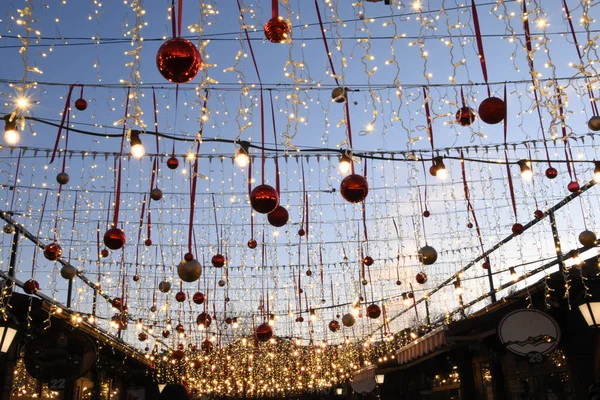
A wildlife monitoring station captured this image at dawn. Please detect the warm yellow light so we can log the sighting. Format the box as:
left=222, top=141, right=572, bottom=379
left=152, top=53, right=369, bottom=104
left=4, top=129, right=19, bottom=146
left=16, top=97, right=29, bottom=110
left=131, top=143, right=145, bottom=158
left=339, top=153, right=352, bottom=174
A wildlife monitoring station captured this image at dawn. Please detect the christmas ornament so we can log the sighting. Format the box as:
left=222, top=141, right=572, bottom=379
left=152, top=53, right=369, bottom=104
left=192, top=292, right=205, bottom=304
left=23, top=279, right=40, bottom=294
left=482, top=261, right=490, bottom=269
left=100, top=248, right=109, bottom=258
left=156, top=38, right=201, bottom=84
left=306, top=270, right=312, bottom=277
left=218, top=279, right=226, bottom=287
left=328, top=320, right=341, bottom=332
left=138, top=332, right=147, bottom=342
left=250, top=184, right=279, bottom=214
left=162, top=330, right=170, bottom=338
left=211, top=254, right=226, bottom=268
left=534, top=210, right=545, bottom=219
left=342, top=313, right=355, bottom=327
left=512, top=223, right=524, bottom=235
left=150, top=305, right=157, bottom=313
left=264, top=18, right=290, bottom=43
left=175, top=291, right=186, bottom=302
left=202, top=339, right=213, bottom=353
left=416, top=272, right=428, bottom=284
left=423, top=210, right=430, bottom=218
left=150, top=188, right=163, bottom=201
left=396, top=280, right=402, bottom=286
left=298, top=228, right=306, bottom=237
left=167, top=156, right=179, bottom=170
left=255, top=323, right=274, bottom=342
left=112, top=297, right=123, bottom=310
left=60, top=265, right=77, bottom=280
left=144, top=239, right=152, bottom=246
left=176, top=324, right=185, bottom=333
left=159, top=281, right=172, bottom=293
left=456, top=106, right=477, bottom=126
left=248, top=239, right=258, bottom=249
left=56, top=172, right=70, bottom=185
left=74, top=98, right=87, bottom=111
left=172, top=350, right=185, bottom=360
left=340, top=174, right=369, bottom=203
left=196, top=312, right=212, bottom=328
left=267, top=205, right=289, bottom=227
left=43, top=242, right=63, bottom=261
left=225, top=317, right=233, bottom=325
left=588, top=116, right=600, bottom=131
left=579, top=230, right=597, bottom=247
left=478, top=97, right=506, bottom=124
left=362, top=256, right=374, bottom=266
left=331, top=87, right=347, bottom=103
left=361, top=279, right=368, bottom=285
left=467, top=222, right=474, bottom=229
left=103, top=227, right=126, bottom=250
left=418, top=245, right=438, bottom=265
left=567, top=181, right=580, bottom=193
left=545, top=167, right=558, bottom=179
left=366, top=304, right=381, bottom=319
left=177, top=257, right=202, bottom=283
left=3, top=224, right=15, bottom=234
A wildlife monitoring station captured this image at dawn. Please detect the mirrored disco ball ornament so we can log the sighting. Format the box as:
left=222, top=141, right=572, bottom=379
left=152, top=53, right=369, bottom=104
left=158, top=280, right=171, bottom=293
left=478, top=97, right=506, bottom=125
left=579, top=230, right=597, bottom=247
left=331, top=87, right=347, bottom=103
left=167, top=156, right=179, bottom=170
left=255, top=323, right=274, bottom=342
left=56, top=172, right=70, bottom=185
left=416, top=272, right=428, bottom=284
left=418, top=245, right=438, bottom=265
left=366, top=304, right=381, bottom=319
left=74, top=98, right=87, bottom=111
left=60, top=265, right=77, bottom=280
left=43, top=242, right=63, bottom=261
left=250, top=184, right=279, bottom=214
left=192, top=292, right=205, bottom=304
left=545, top=167, right=558, bottom=179
left=196, top=312, right=212, bottom=328
left=103, top=227, right=126, bottom=250
left=342, top=313, right=355, bottom=327
left=267, top=205, right=289, bottom=227
left=588, top=116, right=600, bottom=131
left=156, top=38, right=201, bottom=84
left=177, top=257, right=201, bottom=283
left=264, top=18, right=290, bottom=43
left=328, top=320, right=340, bottom=332
left=150, top=188, right=163, bottom=201
left=456, top=107, right=477, bottom=126
left=340, top=174, right=369, bottom=203
left=23, top=279, right=40, bottom=294
left=211, top=253, right=225, bottom=268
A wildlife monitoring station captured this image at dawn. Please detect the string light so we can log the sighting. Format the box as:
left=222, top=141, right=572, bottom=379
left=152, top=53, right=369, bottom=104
left=129, top=130, right=145, bottom=159
left=338, top=151, right=353, bottom=174
left=235, top=141, right=250, bottom=168
left=3, top=115, right=19, bottom=146
left=517, top=159, right=533, bottom=181
left=593, top=161, right=600, bottom=183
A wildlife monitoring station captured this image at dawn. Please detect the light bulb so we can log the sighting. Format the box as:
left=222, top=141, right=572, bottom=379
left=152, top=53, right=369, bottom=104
left=131, top=143, right=145, bottom=158
left=518, top=160, right=533, bottom=181
left=593, top=161, right=600, bottom=183
left=433, top=157, right=448, bottom=180
left=235, top=151, right=249, bottom=167
left=510, top=267, right=518, bottom=282
left=436, top=167, right=448, bottom=180
left=4, top=129, right=19, bottom=145
left=339, top=152, right=353, bottom=174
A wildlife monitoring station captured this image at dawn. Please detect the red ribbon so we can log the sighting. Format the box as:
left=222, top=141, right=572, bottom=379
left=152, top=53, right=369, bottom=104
left=460, top=151, right=486, bottom=255
left=272, top=0, right=279, bottom=19
left=470, top=0, right=491, bottom=96
left=9, top=150, right=22, bottom=210
left=50, top=85, right=75, bottom=164
left=212, top=194, right=220, bottom=252
left=423, top=87, right=435, bottom=165
left=269, top=91, right=280, bottom=194
left=32, top=192, right=49, bottom=277
left=556, top=87, right=576, bottom=180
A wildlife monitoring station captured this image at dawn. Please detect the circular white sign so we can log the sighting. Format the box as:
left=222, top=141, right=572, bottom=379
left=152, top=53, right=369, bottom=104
left=498, top=309, right=560, bottom=357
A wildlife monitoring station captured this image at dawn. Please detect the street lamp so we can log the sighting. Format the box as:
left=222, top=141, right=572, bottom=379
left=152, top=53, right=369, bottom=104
left=579, top=299, right=600, bottom=328
left=0, top=321, right=17, bottom=353
left=375, top=373, right=385, bottom=385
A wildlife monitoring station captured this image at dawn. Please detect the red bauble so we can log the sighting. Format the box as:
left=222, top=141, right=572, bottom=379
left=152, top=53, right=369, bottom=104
left=211, top=253, right=226, bottom=268
left=100, top=248, right=110, bottom=258
left=478, top=97, right=506, bottom=125
left=534, top=210, right=545, bottom=219
left=467, top=222, right=474, bottom=229
left=175, top=291, right=187, bottom=302
left=456, top=106, right=477, bottom=126
left=306, top=270, right=312, bottom=277
left=512, top=223, right=524, bottom=235
left=133, top=274, right=140, bottom=282
left=192, top=292, right=205, bottom=304
left=75, top=98, right=87, bottom=111
left=156, top=38, right=201, bottom=84
left=202, top=339, right=213, bottom=353
left=298, top=228, right=306, bottom=237
left=112, top=297, right=123, bottom=310
left=328, top=320, right=340, bottom=332
left=167, top=156, right=179, bottom=170
left=176, top=324, right=185, bottom=333
left=184, top=252, right=194, bottom=262
left=295, top=316, right=304, bottom=323
left=248, top=239, right=258, bottom=249
left=196, top=312, right=212, bottom=328
left=138, top=332, right=148, bottom=342
left=545, top=167, right=558, bottom=179
left=423, top=210, right=431, bottom=218
left=103, top=227, right=126, bottom=250
left=23, top=279, right=39, bottom=294
left=366, top=304, right=381, bottom=319
left=144, top=239, right=152, bottom=247
left=43, top=242, right=63, bottom=261
left=264, top=18, right=290, bottom=43
left=340, top=174, right=369, bottom=203
left=172, top=350, right=185, bottom=361
left=225, top=317, right=233, bottom=325
left=362, top=256, right=374, bottom=266
left=162, top=329, right=171, bottom=338
left=567, top=181, right=580, bottom=193
left=396, top=280, right=402, bottom=286
left=408, top=292, right=414, bottom=299
left=416, top=272, right=428, bottom=284
left=255, top=322, right=273, bottom=342
left=267, top=206, right=289, bottom=227
left=482, top=261, right=490, bottom=269
left=250, top=184, right=279, bottom=214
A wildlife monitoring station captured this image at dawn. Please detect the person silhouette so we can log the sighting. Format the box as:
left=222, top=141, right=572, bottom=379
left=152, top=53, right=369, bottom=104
left=159, top=384, right=190, bottom=400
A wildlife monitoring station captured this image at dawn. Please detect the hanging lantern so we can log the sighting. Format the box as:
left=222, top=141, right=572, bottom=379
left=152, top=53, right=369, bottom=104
left=74, top=98, right=87, bottom=111
left=340, top=174, right=369, bottom=203
left=588, top=116, right=600, bottom=131
left=342, top=313, right=355, bottom=327
left=196, top=312, right=212, bottom=328
left=579, top=230, right=597, bottom=248
left=23, top=279, right=40, bottom=295
left=545, top=167, right=558, bottom=179
left=478, top=97, right=506, bottom=124
left=175, top=291, right=186, bottom=302
left=247, top=239, right=258, bottom=249
left=60, top=265, right=77, bottom=280
left=150, top=188, right=163, bottom=201
left=167, top=156, right=179, bottom=170
left=250, top=184, right=279, bottom=214
left=56, top=172, right=70, bottom=185
left=159, top=280, right=172, bottom=293
left=211, top=254, right=226, bottom=268
left=255, top=323, right=274, bottom=342
left=192, top=292, right=205, bottom=304
left=418, top=245, right=438, bottom=265
left=366, top=304, right=381, bottom=319
left=103, top=227, right=126, bottom=251
left=264, top=18, right=290, bottom=43
left=416, top=272, right=428, bottom=284
left=177, top=256, right=202, bottom=283
left=328, top=320, right=340, bottom=332
left=455, top=106, right=477, bottom=126
left=267, top=205, right=289, bottom=227
left=43, top=242, right=63, bottom=261
left=156, top=38, right=201, bottom=84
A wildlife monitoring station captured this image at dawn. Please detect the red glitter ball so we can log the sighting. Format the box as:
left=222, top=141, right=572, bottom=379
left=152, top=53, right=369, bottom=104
left=478, top=97, right=506, bottom=125
left=250, top=184, right=279, bottom=214
left=162, top=330, right=170, bottom=338
left=167, top=156, right=179, bottom=170
left=306, top=270, right=312, bottom=277
left=362, top=256, right=374, bottom=266
left=175, top=291, right=187, bottom=302
left=23, top=279, right=39, bottom=295
left=340, top=174, right=369, bottom=203
left=192, top=292, right=205, bottom=305
left=75, top=98, right=87, bottom=111
left=103, top=227, right=126, bottom=250
left=534, top=210, right=545, bottom=219
left=255, top=322, right=274, bottom=342
left=247, top=239, right=258, bottom=249
left=267, top=205, right=289, bottom=227
left=567, top=181, right=580, bottom=193
left=196, top=312, right=212, bottom=328
left=545, top=167, right=558, bottom=179
left=211, top=254, right=226, bottom=268
left=144, top=239, right=152, bottom=246
left=156, top=38, right=201, bottom=84
left=456, top=106, right=477, bottom=126
left=467, top=222, right=474, bottom=229
left=225, top=317, right=233, bottom=325
left=512, top=223, right=525, bottom=235
left=43, top=242, right=63, bottom=261
left=366, top=304, right=381, bottom=319
left=328, top=320, right=340, bottom=332
left=264, top=18, right=290, bottom=43
left=416, top=272, right=428, bottom=284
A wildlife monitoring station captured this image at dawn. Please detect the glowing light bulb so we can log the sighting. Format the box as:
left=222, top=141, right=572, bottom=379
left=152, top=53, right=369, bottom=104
left=339, top=153, right=352, bottom=174
left=518, top=160, right=533, bottom=181
left=593, top=161, right=600, bottom=183
left=4, top=117, right=19, bottom=145
left=129, top=131, right=145, bottom=158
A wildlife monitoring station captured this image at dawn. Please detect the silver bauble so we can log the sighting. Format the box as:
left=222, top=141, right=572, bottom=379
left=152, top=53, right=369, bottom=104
left=588, top=116, right=600, bottom=131
left=56, top=172, right=70, bottom=185
left=331, top=87, right=347, bottom=103
left=158, top=280, right=172, bottom=293
left=342, top=313, right=355, bottom=327
left=579, top=230, right=597, bottom=248
left=177, top=258, right=202, bottom=283
left=3, top=224, right=16, bottom=234
left=418, top=245, right=438, bottom=265
left=60, top=265, right=77, bottom=280
left=150, top=188, right=163, bottom=201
